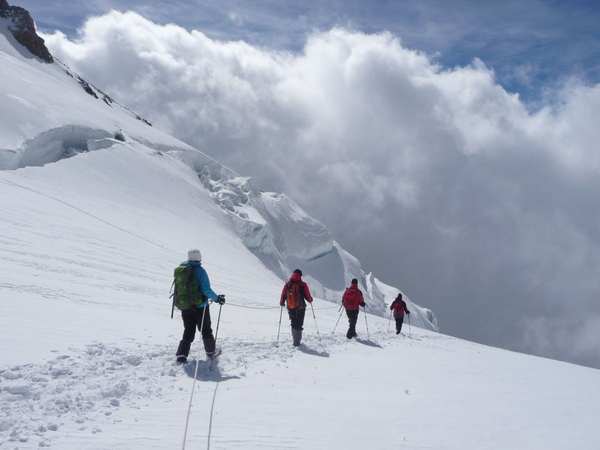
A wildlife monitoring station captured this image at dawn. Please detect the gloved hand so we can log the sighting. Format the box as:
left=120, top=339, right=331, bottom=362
left=361, top=302, right=367, bottom=307
left=406, top=311, right=411, bottom=315
left=280, top=300, right=285, bottom=306
left=307, top=299, right=313, bottom=303
left=216, top=294, right=226, bottom=305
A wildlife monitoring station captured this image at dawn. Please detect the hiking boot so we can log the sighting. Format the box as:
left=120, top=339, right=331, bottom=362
left=176, top=355, right=187, bottom=364
left=292, top=328, right=302, bottom=346
left=203, top=336, right=216, bottom=355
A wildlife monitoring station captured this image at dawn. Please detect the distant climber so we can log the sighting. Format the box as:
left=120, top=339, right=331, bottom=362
left=172, top=249, right=225, bottom=364
left=390, top=293, right=410, bottom=335
left=280, top=269, right=313, bottom=346
left=342, top=278, right=366, bottom=339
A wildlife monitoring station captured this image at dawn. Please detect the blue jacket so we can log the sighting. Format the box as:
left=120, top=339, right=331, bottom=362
left=183, top=260, right=218, bottom=306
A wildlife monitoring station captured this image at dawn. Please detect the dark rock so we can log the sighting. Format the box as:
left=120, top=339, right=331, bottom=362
left=76, top=76, right=99, bottom=99
left=135, top=115, right=153, bottom=127
left=0, top=1, right=53, bottom=63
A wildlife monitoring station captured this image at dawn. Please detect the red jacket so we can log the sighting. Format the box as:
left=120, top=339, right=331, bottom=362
left=280, top=272, right=313, bottom=310
left=390, top=298, right=410, bottom=318
left=342, top=285, right=365, bottom=310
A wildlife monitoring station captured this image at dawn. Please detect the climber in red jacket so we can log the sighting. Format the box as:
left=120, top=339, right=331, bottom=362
left=390, top=293, right=410, bottom=335
left=280, top=269, right=313, bottom=346
left=342, top=278, right=366, bottom=339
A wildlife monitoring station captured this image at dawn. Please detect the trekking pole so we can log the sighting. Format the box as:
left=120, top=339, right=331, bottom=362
left=309, top=302, right=325, bottom=350
left=387, top=311, right=392, bottom=332
left=209, top=302, right=224, bottom=372
left=276, top=305, right=283, bottom=346
left=213, top=303, right=223, bottom=345
left=331, top=304, right=344, bottom=334
left=169, top=280, right=175, bottom=319
left=363, top=305, right=370, bottom=341
left=408, top=312, right=412, bottom=337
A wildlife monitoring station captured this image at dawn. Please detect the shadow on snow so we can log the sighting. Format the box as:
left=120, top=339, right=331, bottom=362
left=297, top=344, right=330, bottom=358
left=183, top=359, right=240, bottom=382
left=355, top=338, right=383, bottom=348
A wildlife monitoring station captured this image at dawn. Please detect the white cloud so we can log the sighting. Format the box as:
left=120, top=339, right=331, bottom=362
left=43, top=11, right=600, bottom=367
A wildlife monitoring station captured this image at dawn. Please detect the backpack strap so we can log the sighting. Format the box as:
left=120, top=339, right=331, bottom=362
left=186, top=264, right=196, bottom=288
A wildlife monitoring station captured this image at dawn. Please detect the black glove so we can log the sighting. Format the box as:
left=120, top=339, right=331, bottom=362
left=362, top=302, right=367, bottom=307
left=216, top=294, right=226, bottom=305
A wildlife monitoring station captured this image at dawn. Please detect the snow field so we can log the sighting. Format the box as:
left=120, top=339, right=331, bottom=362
left=4, top=320, right=598, bottom=449
left=1, top=140, right=599, bottom=449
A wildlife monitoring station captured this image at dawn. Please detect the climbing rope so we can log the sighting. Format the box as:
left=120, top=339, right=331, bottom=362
left=181, top=306, right=208, bottom=449
left=226, top=301, right=280, bottom=310
left=206, top=382, right=220, bottom=450
left=0, top=177, right=175, bottom=256
left=226, top=301, right=339, bottom=311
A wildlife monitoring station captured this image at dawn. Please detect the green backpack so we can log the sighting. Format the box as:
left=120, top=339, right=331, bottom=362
left=173, top=264, right=206, bottom=310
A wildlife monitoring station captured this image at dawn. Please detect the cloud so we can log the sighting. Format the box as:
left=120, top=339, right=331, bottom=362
left=43, top=11, right=600, bottom=367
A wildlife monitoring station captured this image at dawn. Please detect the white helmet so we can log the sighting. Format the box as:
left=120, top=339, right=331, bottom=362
left=187, top=249, right=202, bottom=262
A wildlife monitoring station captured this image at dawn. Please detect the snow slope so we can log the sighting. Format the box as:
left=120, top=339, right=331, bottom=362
left=1, top=143, right=599, bottom=450
left=0, top=17, right=437, bottom=326
left=1, top=5, right=600, bottom=449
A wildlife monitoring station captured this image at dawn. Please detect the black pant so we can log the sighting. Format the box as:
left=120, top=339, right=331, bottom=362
left=288, top=307, right=306, bottom=330
left=346, top=309, right=359, bottom=338
left=176, top=306, right=215, bottom=357
left=395, top=315, right=404, bottom=333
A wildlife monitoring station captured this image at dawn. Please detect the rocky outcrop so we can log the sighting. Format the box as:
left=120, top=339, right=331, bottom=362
left=0, top=2, right=154, bottom=126
left=0, top=0, right=53, bottom=63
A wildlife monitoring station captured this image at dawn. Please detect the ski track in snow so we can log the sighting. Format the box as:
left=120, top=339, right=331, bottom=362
left=0, top=328, right=433, bottom=448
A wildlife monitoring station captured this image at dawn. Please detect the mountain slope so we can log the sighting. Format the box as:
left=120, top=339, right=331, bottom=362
left=0, top=8, right=436, bottom=327
left=2, top=130, right=599, bottom=450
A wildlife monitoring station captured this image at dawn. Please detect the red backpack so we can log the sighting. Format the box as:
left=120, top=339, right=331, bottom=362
left=286, top=281, right=305, bottom=309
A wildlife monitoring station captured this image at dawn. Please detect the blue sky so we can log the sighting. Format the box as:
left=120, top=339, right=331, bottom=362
left=18, top=0, right=600, bottom=104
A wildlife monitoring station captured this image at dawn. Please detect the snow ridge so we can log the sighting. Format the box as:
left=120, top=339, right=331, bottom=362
left=194, top=160, right=436, bottom=323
